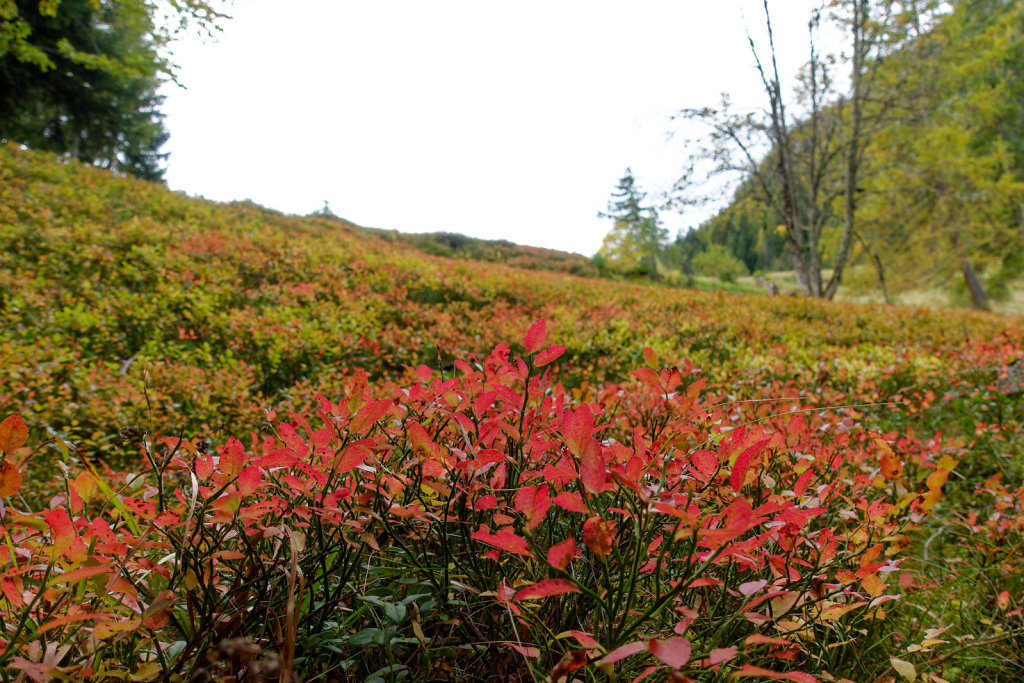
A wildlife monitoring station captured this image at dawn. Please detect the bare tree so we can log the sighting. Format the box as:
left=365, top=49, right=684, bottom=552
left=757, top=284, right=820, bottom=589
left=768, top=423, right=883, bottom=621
left=671, top=0, right=927, bottom=300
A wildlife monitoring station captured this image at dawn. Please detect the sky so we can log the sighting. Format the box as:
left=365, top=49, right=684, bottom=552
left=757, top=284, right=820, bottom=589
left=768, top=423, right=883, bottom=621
left=160, top=0, right=834, bottom=256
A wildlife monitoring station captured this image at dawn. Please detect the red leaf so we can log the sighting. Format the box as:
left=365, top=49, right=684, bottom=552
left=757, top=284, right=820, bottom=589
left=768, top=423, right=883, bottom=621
left=732, top=665, right=819, bottom=682
left=475, top=449, right=506, bottom=467
left=730, top=438, right=769, bottom=492
left=562, top=405, right=594, bottom=458
left=471, top=527, right=534, bottom=558
left=514, top=578, right=579, bottom=600
left=337, top=443, right=371, bottom=473
left=535, top=344, right=567, bottom=367
left=1, top=576, right=24, bottom=607
left=506, top=642, right=540, bottom=658
left=648, top=637, right=691, bottom=668
left=583, top=516, right=615, bottom=560
left=475, top=494, right=498, bottom=510
left=525, top=319, right=547, bottom=352
left=792, top=469, right=814, bottom=497
left=691, top=450, right=718, bottom=477
left=567, top=630, right=601, bottom=649
left=311, top=426, right=333, bottom=447
left=600, top=641, right=648, bottom=664
left=550, top=650, right=588, bottom=680
left=351, top=399, right=391, bottom=434
left=218, top=438, right=246, bottom=479
left=580, top=439, right=605, bottom=494
left=0, top=461, right=22, bottom=498
left=45, top=508, right=75, bottom=547
left=631, top=367, right=662, bottom=388
left=514, top=484, right=551, bottom=531
left=52, top=565, right=111, bottom=586
left=553, top=490, right=587, bottom=513
left=254, top=448, right=298, bottom=470
left=237, top=466, right=261, bottom=497
left=709, top=646, right=738, bottom=665
left=547, top=535, right=578, bottom=570
left=0, top=415, right=28, bottom=454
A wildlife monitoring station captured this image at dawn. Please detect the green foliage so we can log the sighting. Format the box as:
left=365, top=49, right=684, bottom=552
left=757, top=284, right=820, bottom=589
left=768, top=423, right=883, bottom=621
left=692, top=243, right=747, bottom=282
left=598, top=169, right=667, bottom=280
left=686, top=0, right=1024, bottom=309
left=0, top=0, right=227, bottom=180
left=364, top=228, right=600, bottom=278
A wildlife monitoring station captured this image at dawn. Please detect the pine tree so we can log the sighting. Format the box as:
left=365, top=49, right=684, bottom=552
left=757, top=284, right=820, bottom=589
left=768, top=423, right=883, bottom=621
left=598, top=170, right=667, bottom=280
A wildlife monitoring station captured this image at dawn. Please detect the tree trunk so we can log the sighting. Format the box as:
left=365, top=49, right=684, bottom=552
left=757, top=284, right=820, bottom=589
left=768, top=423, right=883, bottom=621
left=825, top=0, right=867, bottom=301
left=961, top=259, right=989, bottom=310
left=872, top=252, right=892, bottom=304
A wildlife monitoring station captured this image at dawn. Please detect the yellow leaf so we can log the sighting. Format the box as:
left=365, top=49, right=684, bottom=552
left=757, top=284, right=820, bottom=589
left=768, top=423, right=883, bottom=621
left=890, top=656, right=917, bottom=682
left=862, top=573, right=887, bottom=598
left=130, top=662, right=163, bottom=682
left=819, top=601, right=867, bottom=620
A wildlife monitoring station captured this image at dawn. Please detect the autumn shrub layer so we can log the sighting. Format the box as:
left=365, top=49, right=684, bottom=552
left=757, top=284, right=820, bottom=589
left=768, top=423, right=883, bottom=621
left=0, top=145, right=1022, bottom=681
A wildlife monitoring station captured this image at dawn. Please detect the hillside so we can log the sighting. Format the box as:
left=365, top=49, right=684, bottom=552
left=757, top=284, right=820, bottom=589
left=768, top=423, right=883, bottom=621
left=3, top=142, right=1020, bottom=455
left=1, top=144, right=1023, bottom=681
left=673, top=0, right=1024, bottom=311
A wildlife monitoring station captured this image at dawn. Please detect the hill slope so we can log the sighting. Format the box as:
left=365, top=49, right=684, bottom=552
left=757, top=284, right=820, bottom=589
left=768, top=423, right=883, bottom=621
left=1, top=142, right=1021, bottom=454
left=1, top=144, right=1024, bottom=681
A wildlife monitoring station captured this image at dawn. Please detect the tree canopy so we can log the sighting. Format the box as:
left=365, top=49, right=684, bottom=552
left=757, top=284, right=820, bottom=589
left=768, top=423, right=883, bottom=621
left=597, top=170, right=668, bottom=280
left=674, top=0, right=1024, bottom=308
left=0, top=0, right=227, bottom=180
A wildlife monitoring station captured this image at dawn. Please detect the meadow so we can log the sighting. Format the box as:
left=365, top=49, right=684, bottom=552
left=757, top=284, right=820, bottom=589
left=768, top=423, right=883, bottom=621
left=1, top=143, right=1023, bottom=682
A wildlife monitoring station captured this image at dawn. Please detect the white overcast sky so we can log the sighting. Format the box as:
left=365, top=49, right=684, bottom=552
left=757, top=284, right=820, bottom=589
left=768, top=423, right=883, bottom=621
left=160, top=1, right=833, bottom=256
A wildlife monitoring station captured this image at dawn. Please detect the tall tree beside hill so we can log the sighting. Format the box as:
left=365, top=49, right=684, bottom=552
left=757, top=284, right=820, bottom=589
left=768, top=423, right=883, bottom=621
left=856, top=0, right=1024, bottom=309
left=672, top=0, right=938, bottom=299
left=0, top=0, right=227, bottom=180
left=597, top=169, right=667, bottom=280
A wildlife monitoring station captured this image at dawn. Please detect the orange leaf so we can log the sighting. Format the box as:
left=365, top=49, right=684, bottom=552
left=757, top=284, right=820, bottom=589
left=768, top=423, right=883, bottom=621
left=731, top=665, right=818, bottom=682
left=583, top=516, right=615, bottom=560
left=37, top=612, right=116, bottom=634
left=875, top=439, right=904, bottom=479
left=49, top=565, right=111, bottom=586
left=0, top=415, right=28, bottom=454
left=0, top=461, right=22, bottom=498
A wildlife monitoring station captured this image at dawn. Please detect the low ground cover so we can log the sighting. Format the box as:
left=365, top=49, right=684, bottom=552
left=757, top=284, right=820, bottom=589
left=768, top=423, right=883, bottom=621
left=0, top=145, right=1022, bottom=681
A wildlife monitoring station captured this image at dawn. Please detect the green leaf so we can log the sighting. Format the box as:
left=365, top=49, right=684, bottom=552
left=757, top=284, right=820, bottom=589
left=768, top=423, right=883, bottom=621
left=348, top=628, right=380, bottom=646
left=384, top=602, right=407, bottom=624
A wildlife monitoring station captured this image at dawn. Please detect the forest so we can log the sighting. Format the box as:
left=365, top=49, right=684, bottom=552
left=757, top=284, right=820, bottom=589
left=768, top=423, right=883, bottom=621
left=596, top=0, right=1024, bottom=311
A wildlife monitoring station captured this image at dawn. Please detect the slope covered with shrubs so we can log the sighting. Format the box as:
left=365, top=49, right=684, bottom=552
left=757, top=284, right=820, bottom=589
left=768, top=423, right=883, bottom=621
left=0, top=144, right=1022, bottom=681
